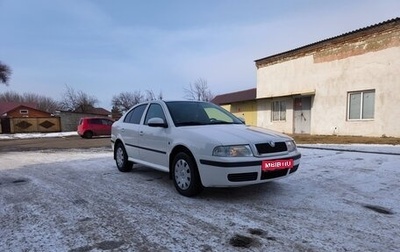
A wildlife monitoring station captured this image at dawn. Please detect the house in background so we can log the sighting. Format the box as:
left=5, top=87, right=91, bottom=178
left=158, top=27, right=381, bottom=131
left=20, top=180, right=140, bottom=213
left=0, top=102, right=60, bottom=133
left=255, top=17, right=399, bottom=137
left=215, top=17, right=399, bottom=138
left=0, top=102, right=112, bottom=133
left=212, top=88, right=257, bottom=126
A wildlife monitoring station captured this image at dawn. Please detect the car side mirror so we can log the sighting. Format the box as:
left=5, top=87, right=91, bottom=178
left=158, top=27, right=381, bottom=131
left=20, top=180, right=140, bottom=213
left=148, top=117, right=168, bottom=128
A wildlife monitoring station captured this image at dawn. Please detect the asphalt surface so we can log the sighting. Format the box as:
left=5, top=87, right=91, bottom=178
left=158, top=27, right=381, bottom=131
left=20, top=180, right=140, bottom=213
left=0, top=136, right=111, bottom=152
left=1, top=137, right=399, bottom=251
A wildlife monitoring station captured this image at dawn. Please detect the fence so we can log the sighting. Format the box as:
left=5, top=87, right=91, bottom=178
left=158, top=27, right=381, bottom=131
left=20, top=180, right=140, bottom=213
left=3, top=117, right=61, bottom=133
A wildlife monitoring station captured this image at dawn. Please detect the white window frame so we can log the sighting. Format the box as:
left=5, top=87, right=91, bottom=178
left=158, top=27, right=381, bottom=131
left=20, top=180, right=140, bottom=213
left=271, top=100, right=286, bottom=121
left=347, top=89, right=375, bottom=120
left=19, top=109, right=29, bottom=115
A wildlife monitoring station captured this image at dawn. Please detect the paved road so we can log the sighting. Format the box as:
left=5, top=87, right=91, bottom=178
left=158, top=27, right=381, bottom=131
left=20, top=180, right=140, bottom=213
left=1, top=148, right=399, bottom=251
left=0, top=136, right=111, bottom=152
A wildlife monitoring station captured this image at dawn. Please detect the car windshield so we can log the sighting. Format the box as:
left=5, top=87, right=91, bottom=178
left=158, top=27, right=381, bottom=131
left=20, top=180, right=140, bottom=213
left=166, top=101, right=243, bottom=127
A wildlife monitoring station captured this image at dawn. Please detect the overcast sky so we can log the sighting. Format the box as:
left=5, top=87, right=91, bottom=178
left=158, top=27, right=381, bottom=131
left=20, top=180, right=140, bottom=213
left=0, top=0, right=399, bottom=109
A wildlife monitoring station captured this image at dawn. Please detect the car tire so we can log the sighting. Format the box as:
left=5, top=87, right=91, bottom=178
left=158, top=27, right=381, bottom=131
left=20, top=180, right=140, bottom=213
left=83, top=131, right=93, bottom=139
left=115, top=142, right=133, bottom=172
left=172, top=152, right=203, bottom=197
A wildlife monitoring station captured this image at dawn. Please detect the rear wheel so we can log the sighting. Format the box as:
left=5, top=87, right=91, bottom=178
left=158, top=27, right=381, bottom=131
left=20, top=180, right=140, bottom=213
left=115, top=142, right=133, bottom=172
left=83, top=131, right=93, bottom=139
left=172, top=152, right=203, bottom=197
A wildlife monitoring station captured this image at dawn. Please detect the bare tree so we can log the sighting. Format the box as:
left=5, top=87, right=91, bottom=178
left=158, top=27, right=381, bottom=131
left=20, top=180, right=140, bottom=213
left=0, top=91, right=61, bottom=113
left=111, top=105, right=123, bottom=119
left=60, top=85, right=98, bottom=112
left=23, top=93, right=61, bottom=113
left=111, top=91, right=143, bottom=113
left=0, top=61, right=12, bottom=85
left=145, top=89, right=163, bottom=101
left=111, top=89, right=163, bottom=114
left=0, top=91, right=22, bottom=102
left=184, top=78, right=214, bottom=101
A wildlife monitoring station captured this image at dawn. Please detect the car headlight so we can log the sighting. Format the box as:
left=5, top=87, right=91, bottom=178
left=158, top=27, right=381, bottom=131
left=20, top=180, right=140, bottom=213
left=286, top=140, right=297, bottom=152
left=213, top=145, right=253, bottom=157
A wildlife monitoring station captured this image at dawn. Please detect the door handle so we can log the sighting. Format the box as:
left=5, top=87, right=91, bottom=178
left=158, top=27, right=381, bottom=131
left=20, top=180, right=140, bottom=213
left=139, top=131, right=144, bottom=136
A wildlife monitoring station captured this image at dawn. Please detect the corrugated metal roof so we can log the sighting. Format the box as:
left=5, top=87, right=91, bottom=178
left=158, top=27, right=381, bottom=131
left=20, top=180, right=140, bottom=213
left=73, top=106, right=111, bottom=116
left=255, top=17, right=400, bottom=64
left=89, top=107, right=111, bottom=116
left=211, top=88, right=256, bottom=105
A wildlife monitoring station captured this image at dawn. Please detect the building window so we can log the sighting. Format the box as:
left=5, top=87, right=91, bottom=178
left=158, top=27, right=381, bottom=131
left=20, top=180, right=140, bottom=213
left=19, top=109, right=29, bottom=115
left=348, top=90, right=375, bottom=120
left=272, top=100, right=286, bottom=121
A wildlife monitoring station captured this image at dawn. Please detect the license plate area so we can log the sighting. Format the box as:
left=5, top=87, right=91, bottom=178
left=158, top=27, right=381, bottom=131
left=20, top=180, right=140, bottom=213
left=262, top=159, right=293, bottom=172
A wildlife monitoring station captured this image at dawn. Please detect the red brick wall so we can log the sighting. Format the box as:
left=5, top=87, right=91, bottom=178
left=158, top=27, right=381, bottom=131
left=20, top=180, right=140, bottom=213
left=256, top=19, right=400, bottom=68
left=314, top=25, right=400, bottom=63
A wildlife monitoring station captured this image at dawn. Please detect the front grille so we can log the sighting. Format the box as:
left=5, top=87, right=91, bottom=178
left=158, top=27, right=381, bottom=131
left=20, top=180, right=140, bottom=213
left=255, top=142, right=287, bottom=155
left=228, top=172, right=258, bottom=182
left=261, top=165, right=299, bottom=180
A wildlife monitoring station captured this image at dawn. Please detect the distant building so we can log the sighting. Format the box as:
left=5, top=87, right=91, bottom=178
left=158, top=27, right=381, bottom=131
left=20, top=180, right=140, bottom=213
left=0, top=102, right=60, bottom=133
left=55, top=106, right=112, bottom=132
left=255, top=17, right=399, bottom=137
left=212, top=88, right=257, bottom=126
left=215, top=17, right=400, bottom=137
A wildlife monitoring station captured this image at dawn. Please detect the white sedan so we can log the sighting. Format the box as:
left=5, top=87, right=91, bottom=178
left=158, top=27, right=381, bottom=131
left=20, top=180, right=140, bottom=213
left=111, top=100, right=301, bottom=196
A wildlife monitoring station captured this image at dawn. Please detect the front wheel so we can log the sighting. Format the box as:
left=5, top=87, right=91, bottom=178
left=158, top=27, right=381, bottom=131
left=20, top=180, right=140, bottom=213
left=114, top=142, right=133, bottom=172
left=172, top=152, right=203, bottom=197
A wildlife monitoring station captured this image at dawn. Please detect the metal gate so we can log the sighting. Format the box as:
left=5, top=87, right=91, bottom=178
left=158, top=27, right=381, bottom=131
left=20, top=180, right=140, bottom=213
left=9, top=117, right=61, bottom=133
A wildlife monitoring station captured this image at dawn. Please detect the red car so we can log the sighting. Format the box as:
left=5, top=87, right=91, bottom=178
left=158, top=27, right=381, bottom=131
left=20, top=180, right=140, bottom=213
left=77, top=117, right=114, bottom=139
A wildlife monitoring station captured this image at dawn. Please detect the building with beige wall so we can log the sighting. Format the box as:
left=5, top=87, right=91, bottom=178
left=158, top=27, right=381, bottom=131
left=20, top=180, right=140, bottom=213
left=212, top=88, right=257, bottom=126
left=255, top=18, right=400, bottom=137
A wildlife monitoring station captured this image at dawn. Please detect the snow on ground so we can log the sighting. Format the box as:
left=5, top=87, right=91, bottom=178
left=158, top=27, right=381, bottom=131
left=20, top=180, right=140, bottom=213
left=0, top=131, right=78, bottom=140
left=0, top=135, right=399, bottom=251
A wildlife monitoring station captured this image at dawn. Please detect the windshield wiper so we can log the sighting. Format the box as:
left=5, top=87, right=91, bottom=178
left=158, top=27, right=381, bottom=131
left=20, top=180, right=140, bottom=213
left=175, top=121, right=206, bottom=126
left=208, top=120, right=234, bottom=125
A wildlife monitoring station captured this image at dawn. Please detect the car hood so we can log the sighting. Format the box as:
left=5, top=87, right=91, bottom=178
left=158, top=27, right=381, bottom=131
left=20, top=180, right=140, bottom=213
left=177, top=124, right=292, bottom=145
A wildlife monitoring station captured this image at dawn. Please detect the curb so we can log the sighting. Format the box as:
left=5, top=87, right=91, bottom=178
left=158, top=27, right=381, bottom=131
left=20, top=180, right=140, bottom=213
left=298, top=145, right=400, bottom=156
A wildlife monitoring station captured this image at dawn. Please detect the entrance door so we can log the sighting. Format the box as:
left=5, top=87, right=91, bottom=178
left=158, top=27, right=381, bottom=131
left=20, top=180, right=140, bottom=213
left=1, top=118, right=11, bottom=133
left=294, top=97, right=312, bottom=134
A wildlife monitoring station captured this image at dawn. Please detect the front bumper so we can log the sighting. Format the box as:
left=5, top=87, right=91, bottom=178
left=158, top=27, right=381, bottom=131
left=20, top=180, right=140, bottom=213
left=198, top=153, right=301, bottom=187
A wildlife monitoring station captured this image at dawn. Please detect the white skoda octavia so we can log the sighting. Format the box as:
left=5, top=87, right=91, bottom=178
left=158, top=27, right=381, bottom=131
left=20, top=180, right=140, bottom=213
left=111, top=100, right=301, bottom=197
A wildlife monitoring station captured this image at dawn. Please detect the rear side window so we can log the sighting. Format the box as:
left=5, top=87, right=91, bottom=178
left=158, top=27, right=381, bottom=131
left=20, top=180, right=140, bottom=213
left=89, top=119, right=103, bottom=125
left=124, top=104, right=147, bottom=124
left=102, top=119, right=113, bottom=125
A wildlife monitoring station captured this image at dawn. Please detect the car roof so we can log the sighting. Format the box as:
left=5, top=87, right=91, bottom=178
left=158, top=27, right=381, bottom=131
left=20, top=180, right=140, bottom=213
left=127, top=100, right=213, bottom=112
left=140, top=100, right=210, bottom=105
left=81, top=117, right=113, bottom=119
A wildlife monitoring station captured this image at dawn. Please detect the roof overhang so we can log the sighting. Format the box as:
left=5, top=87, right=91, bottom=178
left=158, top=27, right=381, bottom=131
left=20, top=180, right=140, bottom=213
left=257, top=90, right=316, bottom=100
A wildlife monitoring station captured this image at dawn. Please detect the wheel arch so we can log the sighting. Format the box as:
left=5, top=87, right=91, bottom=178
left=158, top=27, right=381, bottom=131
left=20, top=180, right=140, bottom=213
left=113, top=138, right=125, bottom=160
left=169, top=145, right=196, bottom=179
